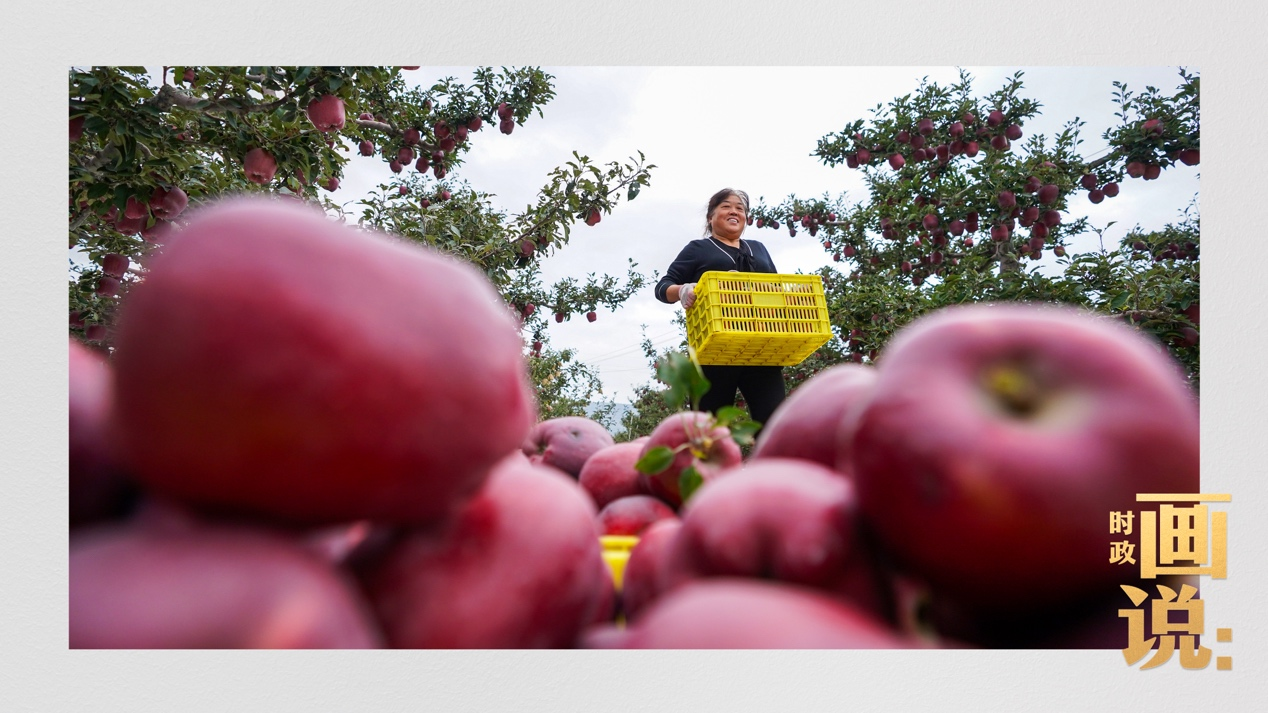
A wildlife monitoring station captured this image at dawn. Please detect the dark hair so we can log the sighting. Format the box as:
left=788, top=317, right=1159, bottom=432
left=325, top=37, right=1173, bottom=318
left=703, top=188, right=750, bottom=237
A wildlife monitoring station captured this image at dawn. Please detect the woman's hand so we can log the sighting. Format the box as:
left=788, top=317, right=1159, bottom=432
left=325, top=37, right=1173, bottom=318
left=680, top=283, right=697, bottom=309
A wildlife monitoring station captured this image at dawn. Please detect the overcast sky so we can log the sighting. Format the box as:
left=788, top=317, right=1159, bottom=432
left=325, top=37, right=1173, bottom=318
left=332, top=66, right=1198, bottom=403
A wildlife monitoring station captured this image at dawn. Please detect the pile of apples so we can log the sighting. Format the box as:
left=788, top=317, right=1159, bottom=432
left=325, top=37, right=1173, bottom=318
left=70, top=198, right=1200, bottom=649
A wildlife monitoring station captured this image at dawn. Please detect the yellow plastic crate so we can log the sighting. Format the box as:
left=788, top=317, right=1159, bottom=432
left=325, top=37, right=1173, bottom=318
left=600, top=535, right=640, bottom=590
left=686, top=271, right=831, bottom=366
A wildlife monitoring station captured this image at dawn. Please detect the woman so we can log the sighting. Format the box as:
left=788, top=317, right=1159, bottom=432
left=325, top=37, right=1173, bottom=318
left=654, top=188, right=785, bottom=427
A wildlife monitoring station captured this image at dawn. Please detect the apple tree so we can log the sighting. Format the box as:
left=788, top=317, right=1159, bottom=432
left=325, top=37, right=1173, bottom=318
left=68, top=66, right=655, bottom=415
left=745, top=69, right=1200, bottom=388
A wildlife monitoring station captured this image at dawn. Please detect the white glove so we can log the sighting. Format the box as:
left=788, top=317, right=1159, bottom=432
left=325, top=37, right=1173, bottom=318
left=679, top=283, right=697, bottom=310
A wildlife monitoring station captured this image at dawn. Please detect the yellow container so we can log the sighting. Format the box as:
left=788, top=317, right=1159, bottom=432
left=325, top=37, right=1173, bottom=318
left=686, top=271, right=832, bottom=366
left=600, top=535, right=640, bottom=590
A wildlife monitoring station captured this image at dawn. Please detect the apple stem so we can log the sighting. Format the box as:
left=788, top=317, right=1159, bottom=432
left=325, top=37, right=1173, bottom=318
left=982, top=364, right=1042, bottom=417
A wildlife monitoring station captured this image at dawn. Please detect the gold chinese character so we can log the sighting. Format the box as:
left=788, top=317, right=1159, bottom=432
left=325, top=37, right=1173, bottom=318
left=1110, top=510, right=1135, bottom=535
left=1120, top=583, right=1212, bottom=670
left=1137, top=494, right=1229, bottom=579
left=1110, top=540, right=1136, bottom=565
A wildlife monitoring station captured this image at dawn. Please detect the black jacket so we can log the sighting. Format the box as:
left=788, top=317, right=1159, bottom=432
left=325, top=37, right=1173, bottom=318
left=654, top=237, right=777, bottom=303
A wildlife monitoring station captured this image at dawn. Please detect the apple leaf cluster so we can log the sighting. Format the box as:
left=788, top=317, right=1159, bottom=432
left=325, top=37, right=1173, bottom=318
left=69, top=66, right=656, bottom=409
left=742, top=68, right=1199, bottom=387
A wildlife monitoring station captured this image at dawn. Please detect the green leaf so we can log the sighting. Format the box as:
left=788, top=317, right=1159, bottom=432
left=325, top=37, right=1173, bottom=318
left=678, top=465, right=704, bottom=503
left=713, top=405, right=746, bottom=428
left=326, top=76, right=344, bottom=92
left=1109, top=291, right=1131, bottom=310
left=658, top=350, right=710, bottom=410
left=635, top=446, right=675, bottom=475
left=728, top=419, right=761, bottom=448
left=628, top=184, right=640, bottom=201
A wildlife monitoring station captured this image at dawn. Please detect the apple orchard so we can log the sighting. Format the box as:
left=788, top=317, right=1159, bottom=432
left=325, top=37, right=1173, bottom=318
left=69, top=67, right=1202, bottom=650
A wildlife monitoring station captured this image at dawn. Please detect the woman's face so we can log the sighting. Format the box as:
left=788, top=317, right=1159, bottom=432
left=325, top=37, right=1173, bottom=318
left=709, top=194, right=747, bottom=241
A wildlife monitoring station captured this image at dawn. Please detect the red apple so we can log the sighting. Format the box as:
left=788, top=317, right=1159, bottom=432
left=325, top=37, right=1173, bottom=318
left=638, top=412, right=742, bottom=509
left=661, top=459, right=891, bottom=618
left=948, top=121, right=964, bottom=138
left=595, top=579, right=909, bottom=649
left=1004, top=124, right=1022, bottom=141
left=389, top=160, right=403, bottom=173
left=359, top=140, right=374, bottom=156
left=964, top=141, right=980, bottom=157
left=586, top=310, right=597, bottom=322
left=101, top=253, right=129, bottom=278
left=1103, top=182, right=1120, bottom=197
left=597, top=494, right=678, bottom=536
left=96, top=275, right=121, bottom=297
left=110, top=198, right=537, bottom=526
left=414, top=156, right=429, bottom=172
left=620, top=518, right=682, bottom=621
left=306, top=94, right=346, bottom=133
left=851, top=303, right=1199, bottom=613
left=1143, top=163, right=1161, bottom=180
left=585, top=208, right=601, bottom=226
left=917, top=118, right=934, bottom=135
left=497, top=102, right=513, bottom=119
left=1126, top=161, right=1146, bottom=178
left=124, top=195, right=148, bottom=220
left=522, top=416, right=615, bottom=478
left=990, top=135, right=1010, bottom=152
left=467, top=116, right=483, bottom=131
left=499, top=117, right=514, bottom=134
left=579, top=441, right=649, bottom=509
left=887, top=153, right=905, bottom=170
left=243, top=148, right=277, bottom=184
left=70, top=339, right=131, bottom=527
left=987, top=109, right=1004, bottom=127
left=1088, top=189, right=1105, bottom=204
left=358, top=460, right=608, bottom=648
left=996, top=191, right=1016, bottom=210
left=70, top=115, right=85, bottom=142
left=323, top=176, right=340, bottom=192
left=1179, top=149, right=1199, bottom=166
left=149, top=186, right=188, bottom=220
left=1037, top=184, right=1059, bottom=205
left=403, top=128, right=421, bottom=145
left=71, top=524, right=381, bottom=648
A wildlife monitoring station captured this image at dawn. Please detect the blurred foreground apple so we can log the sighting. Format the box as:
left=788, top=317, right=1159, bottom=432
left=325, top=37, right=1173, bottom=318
left=589, top=579, right=910, bottom=649
left=851, top=303, right=1199, bottom=612
left=109, top=198, right=537, bottom=526
left=660, top=458, right=891, bottom=620
left=358, top=459, right=608, bottom=648
left=69, top=339, right=131, bottom=527
left=751, top=363, right=876, bottom=470
left=619, top=518, right=681, bottom=622
left=596, top=494, right=677, bottom=536
left=70, top=524, right=381, bottom=648
left=522, top=416, right=615, bottom=478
